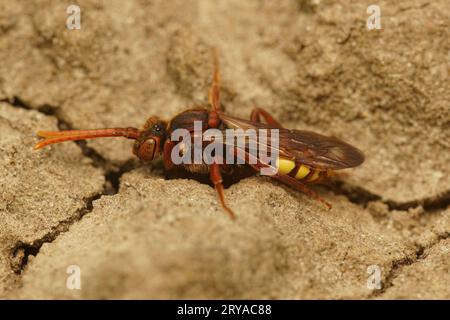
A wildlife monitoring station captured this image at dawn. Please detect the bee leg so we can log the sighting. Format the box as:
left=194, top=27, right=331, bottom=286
left=210, top=162, right=236, bottom=219
left=250, top=107, right=283, bottom=128
left=208, top=47, right=221, bottom=112
left=273, top=174, right=332, bottom=210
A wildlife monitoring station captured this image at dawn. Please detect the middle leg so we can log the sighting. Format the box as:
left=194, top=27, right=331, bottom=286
left=210, top=162, right=236, bottom=219
left=208, top=48, right=222, bottom=128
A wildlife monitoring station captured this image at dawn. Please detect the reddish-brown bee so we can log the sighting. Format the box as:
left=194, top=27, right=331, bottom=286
left=35, top=50, right=364, bottom=218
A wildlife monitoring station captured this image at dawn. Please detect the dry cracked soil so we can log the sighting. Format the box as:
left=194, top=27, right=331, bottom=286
left=0, top=0, right=449, bottom=299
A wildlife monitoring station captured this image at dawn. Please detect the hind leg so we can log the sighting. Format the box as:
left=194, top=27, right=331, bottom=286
left=273, top=173, right=332, bottom=209
left=250, top=107, right=283, bottom=128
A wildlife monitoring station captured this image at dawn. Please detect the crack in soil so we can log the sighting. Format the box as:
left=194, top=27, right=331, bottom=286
left=10, top=192, right=101, bottom=274
left=3, top=96, right=138, bottom=274
left=369, top=231, right=450, bottom=298
left=330, top=180, right=450, bottom=213
left=9, top=155, right=137, bottom=274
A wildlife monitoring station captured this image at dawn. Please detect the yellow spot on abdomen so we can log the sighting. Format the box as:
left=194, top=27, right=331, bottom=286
left=276, top=158, right=296, bottom=175
left=295, top=165, right=311, bottom=179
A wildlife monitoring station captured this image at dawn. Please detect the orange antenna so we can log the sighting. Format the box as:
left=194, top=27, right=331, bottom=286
left=35, top=127, right=140, bottom=150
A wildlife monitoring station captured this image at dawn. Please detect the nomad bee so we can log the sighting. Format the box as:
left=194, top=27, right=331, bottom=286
left=35, top=50, right=364, bottom=218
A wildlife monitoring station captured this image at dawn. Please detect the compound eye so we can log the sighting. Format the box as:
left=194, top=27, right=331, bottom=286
left=134, top=138, right=156, bottom=161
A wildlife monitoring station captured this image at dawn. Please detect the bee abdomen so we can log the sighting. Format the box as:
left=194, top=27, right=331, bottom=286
left=275, top=158, right=328, bottom=182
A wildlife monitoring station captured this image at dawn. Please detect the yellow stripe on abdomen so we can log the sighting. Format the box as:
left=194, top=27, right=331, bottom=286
left=276, top=158, right=316, bottom=181
left=276, top=158, right=296, bottom=175
left=295, top=165, right=310, bottom=179
left=275, top=157, right=328, bottom=182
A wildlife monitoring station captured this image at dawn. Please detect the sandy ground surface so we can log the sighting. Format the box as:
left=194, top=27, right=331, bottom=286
left=0, top=0, right=449, bottom=299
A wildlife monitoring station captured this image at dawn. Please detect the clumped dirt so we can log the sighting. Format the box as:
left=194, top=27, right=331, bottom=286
left=0, top=0, right=449, bottom=299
